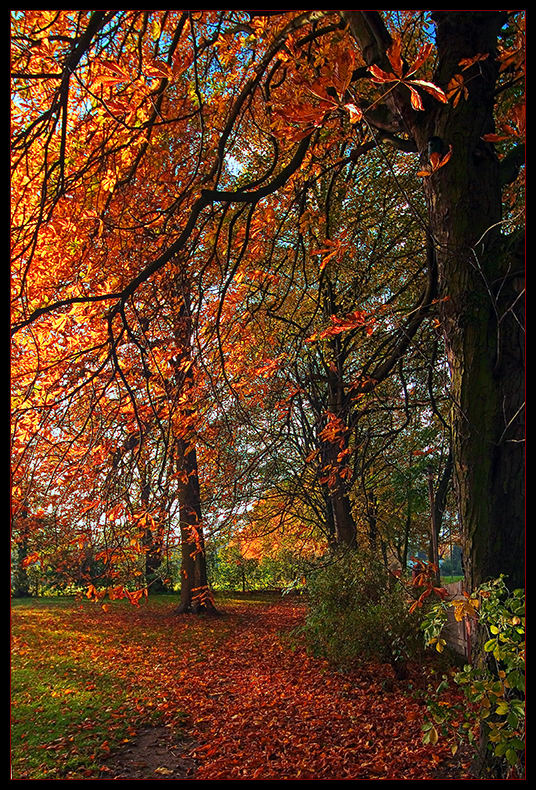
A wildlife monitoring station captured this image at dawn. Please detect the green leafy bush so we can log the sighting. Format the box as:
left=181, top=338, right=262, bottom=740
left=420, top=576, right=525, bottom=778
left=299, top=549, right=423, bottom=678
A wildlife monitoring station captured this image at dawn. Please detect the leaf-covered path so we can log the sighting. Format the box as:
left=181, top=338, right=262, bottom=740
left=100, top=598, right=467, bottom=780
left=12, top=596, right=471, bottom=780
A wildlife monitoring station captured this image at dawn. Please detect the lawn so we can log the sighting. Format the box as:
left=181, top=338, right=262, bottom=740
left=11, top=593, right=227, bottom=779
left=11, top=593, right=469, bottom=780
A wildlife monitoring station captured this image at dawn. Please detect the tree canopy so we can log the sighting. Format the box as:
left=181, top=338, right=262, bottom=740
left=11, top=10, right=525, bottom=606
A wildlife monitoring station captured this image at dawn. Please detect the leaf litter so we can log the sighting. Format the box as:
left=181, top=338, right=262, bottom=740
left=14, top=597, right=472, bottom=780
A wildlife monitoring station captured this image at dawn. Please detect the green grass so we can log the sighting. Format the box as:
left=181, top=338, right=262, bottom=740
left=10, top=595, right=185, bottom=779
left=440, top=575, right=463, bottom=585
left=11, top=592, right=273, bottom=778
left=12, top=658, right=137, bottom=778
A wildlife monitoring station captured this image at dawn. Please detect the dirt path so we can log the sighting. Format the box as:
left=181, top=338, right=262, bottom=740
left=101, top=726, right=197, bottom=779
left=100, top=599, right=470, bottom=780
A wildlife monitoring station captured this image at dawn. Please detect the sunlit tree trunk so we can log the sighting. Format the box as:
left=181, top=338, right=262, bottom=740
left=170, top=271, right=217, bottom=615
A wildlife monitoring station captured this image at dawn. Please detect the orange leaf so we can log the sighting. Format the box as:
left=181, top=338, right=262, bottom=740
left=409, top=79, right=448, bottom=104
left=386, top=35, right=404, bottom=78
left=368, top=64, right=397, bottom=83
left=458, top=52, right=489, bottom=70
left=418, top=145, right=452, bottom=177
left=447, top=73, right=468, bottom=107
left=93, top=61, right=130, bottom=87
left=21, top=551, right=40, bottom=568
left=145, top=60, right=173, bottom=79
left=319, top=248, right=339, bottom=271
left=406, top=84, right=424, bottom=111
left=124, top=587, right=148, bottom=606
left=406, top=42, right=434, bottom=77
left=481, top=133, right=509, bottom=143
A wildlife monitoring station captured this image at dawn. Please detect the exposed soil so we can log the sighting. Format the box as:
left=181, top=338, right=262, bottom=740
left=99, top=726, right=197, bottom=780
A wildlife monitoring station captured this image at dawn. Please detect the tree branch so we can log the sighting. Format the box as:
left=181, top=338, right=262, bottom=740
left=499, top=142, right=525, bottom=186
left=201, top=133, right=312, bottom=204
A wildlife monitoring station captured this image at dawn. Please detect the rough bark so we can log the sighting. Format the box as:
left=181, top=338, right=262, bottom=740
left=174, top=439, right=217, bottom=615
left=318, top=405, right=357, bottom=548
left=426, top=12, right=524, bottom=590
left=426, top=452, right=452, bottom=583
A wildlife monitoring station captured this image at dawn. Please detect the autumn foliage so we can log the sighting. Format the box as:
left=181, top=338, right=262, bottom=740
left=11, top=9, right=525, bottom=592
left=11, top=9, right=524, bottom=781
left=11, top=595, right=471, bottom=780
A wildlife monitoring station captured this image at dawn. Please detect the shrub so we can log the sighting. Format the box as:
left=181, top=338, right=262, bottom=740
left=420, top=575, right=525, bottom=778
left=299, top=549, right=423, bottom=678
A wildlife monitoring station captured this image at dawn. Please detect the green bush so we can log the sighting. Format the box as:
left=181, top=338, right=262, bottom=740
left=420, top=575, right=525, bottom=778
left=299, top=549, right=423, bottom=678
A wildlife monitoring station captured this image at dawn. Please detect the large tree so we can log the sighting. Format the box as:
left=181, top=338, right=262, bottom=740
left=340, top=11, right=524, bottom=588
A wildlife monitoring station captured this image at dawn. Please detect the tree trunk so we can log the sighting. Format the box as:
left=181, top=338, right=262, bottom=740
left=424, top=12, right=524, bottom=590
left=426, top=468, right=441, bottom=586
left=409, top=17, right=524, bottom=775
left=144, top=530, right=165, bottom=594
left=12, top=535, right=31, bottom=597
left=174, top=439, right=217, bottom=614
left=322, top=338, right=357, bottom=549
left=331, top=490, right=357, bottom=548
left=318, top=423, right=356, bottom=548
left=427, top=450, right=453, bottom=581
left=317, top=413, right=357, bottom=548
left=139, top=470, right=166, bottom=594
left=12, top=508, right=32, bottom=597
left=366, top=489, right=378, bottom=551
left=170, top=271, right=217, bottom=615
